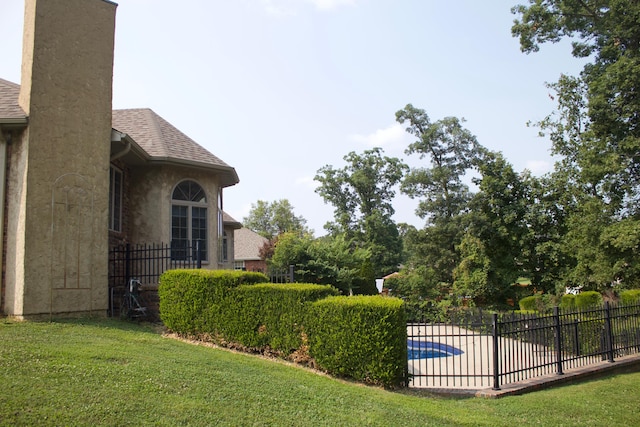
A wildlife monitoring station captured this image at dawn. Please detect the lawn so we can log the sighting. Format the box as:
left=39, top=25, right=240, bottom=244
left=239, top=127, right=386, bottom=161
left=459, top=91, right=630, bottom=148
left=0, top=319, right=638, bottom=426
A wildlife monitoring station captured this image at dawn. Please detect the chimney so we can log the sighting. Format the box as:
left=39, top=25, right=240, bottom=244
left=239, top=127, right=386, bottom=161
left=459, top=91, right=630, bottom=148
left=5, top=0, right=117, bottom=318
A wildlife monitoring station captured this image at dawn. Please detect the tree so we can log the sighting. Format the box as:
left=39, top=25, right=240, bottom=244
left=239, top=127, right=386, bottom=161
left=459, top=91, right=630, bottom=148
left=395, top=105, right=484, bottom=300
left=268, top=232, right=376, bottom=295
left=465, top=151, right=532, bottom=301
left=396, top=104, right=482, bottom=223
left=304, top=235, right=375, bottom=295
left=512, top=0, right=640, bottom=212
left=453, top=233, right=491, bottom=303
left=512, top=0, right=640, bottom=289
left=243, top=199, right=309, bottom=240
left=520, top=171, right=575, bottom=293
left=315, top=147, right=408, bottom=277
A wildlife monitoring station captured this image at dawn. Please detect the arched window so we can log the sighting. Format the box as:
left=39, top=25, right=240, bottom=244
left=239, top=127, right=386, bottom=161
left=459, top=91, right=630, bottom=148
left=171, top=180, right=207, bottom=261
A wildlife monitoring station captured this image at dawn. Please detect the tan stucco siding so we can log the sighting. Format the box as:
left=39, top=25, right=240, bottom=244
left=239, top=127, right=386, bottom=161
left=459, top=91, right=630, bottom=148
left=127, top=165, right=222, bottom=269
left=4, top=130, right=29, bottom=315
left=4, top=0, right=117, bottom=318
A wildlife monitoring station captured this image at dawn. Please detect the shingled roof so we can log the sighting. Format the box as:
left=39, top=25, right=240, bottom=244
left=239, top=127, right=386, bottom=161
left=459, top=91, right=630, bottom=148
left=0, top=79, right=238, bottom=186
left=0, top=78, right=27, bottom=125
left=112, top=108, right=238, bottom=186
left=234, top=227, right=268, bottom=261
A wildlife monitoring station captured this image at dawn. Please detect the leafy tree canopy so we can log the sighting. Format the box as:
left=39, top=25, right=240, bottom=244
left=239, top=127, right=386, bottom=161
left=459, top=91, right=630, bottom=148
left=243, top=199, right=310, bottom=240
left=513, top=0, right=640, bottom=289
left=396, top=104, right=483, bottom=223
left=512, top=0, right=640, bottom=212
left=315, top=147, right=407, bottom=277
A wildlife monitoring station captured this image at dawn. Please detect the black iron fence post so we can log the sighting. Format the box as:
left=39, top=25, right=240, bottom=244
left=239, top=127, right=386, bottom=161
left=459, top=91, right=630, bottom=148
left=289, top=264, right=294, bottom=283
left=492, top=313, right=500, bottom=390
left=553, top=306, right=564, bottom=375
left=195, top=240, right=202, bottom=269
left=604, top=301, right=615, bottom=363
left=125, top=243, right=131, bottom=287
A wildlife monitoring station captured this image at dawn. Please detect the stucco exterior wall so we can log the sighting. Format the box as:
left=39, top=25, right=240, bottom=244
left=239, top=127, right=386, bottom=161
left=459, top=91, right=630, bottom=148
left=4, top=0, right=117, bottom=318
left=3, top=129, right=28, bottom=316
left=128, top=165, right=222, bottom=269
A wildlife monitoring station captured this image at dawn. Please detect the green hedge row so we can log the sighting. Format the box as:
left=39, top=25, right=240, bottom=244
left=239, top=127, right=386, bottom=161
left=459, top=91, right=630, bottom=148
left=158, top=269, right=407, bottom=387
left=215, top=283, right=339, bottom=351
left=158, top=269, right=269, bottom=335
left=518, top=295, right=541, bottom=311
left=620, top=289, right=640, bottom=304
left=520, top=291, right=606, bottom=312
left=306, top=295, right=407, bottom=387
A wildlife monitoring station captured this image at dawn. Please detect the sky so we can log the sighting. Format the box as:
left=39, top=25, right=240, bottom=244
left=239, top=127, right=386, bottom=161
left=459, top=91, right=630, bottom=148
left=0, top=0, right=587, bottom=235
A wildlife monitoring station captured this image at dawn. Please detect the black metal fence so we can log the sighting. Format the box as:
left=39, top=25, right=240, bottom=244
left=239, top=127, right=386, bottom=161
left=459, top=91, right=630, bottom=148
left=268, top=265, right=295, bottom=283
left=108, top=241, right=204, bottom=316
left=407, top=301, right=640, bottom=390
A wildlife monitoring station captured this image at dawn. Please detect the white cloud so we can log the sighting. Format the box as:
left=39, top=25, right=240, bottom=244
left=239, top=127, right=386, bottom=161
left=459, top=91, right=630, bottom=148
left=524, top=160, right=552, bottom=175
left=350, top=123, right=408, bottom=150
left=306, top=0, right=357, bottom=10
left=258, top=0, right=297, bottom=17
left=295, top=175, right=319, bottom=189
left=256, top=0, right=356, bottom=16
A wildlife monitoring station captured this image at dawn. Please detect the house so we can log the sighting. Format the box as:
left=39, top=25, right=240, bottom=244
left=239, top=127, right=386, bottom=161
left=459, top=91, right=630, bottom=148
left=233, top=228, right=269, bottom=273
left=0, top=0, right=240, bottom=319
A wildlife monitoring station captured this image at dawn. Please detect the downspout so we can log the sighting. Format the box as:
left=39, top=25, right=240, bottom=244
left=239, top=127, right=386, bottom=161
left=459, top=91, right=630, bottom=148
left=110, top=129, right=132, bottom=161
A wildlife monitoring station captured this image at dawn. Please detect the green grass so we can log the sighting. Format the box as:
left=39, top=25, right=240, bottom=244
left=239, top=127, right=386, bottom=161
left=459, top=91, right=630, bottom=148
left=0, top=319, right=639, bottom=426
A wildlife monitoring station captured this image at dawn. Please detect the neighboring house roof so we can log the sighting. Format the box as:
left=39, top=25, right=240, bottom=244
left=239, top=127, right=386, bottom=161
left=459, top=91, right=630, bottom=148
left=0, top=79, right=238, bottom=187
left=234, top=227, right=268, bottom=261
left=0, top=78, right=28, bottom=126
left=112, top=108, right=239, bottom=188
left=223, top=211, right=242, bottom=230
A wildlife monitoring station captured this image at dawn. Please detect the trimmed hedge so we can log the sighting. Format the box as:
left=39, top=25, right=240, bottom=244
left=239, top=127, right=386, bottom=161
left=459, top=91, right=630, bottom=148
left=159, top=269, right=407, bottom=388
left=560, top=294, right=576, bottom=309
left=520, top=291, right=604, bottom=312
left=518, top=295, right=541, bottom=311
left=620, top=289, right=640, bottom=304
left=158, top=269, right=269, bottom=334
left=306, top=295, right=407, bottom=388
left=216, top=283, right=338, bottom=351
left=575, top=291, right=603, bottom=308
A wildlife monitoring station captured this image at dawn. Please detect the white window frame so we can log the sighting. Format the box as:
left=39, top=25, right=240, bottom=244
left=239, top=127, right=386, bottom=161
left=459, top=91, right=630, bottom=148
left=171, top=180, right=208, bottom=262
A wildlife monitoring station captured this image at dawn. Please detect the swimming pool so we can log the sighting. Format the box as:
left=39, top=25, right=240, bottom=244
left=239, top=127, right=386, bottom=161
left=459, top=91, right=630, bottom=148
left=407, top=339, right=464, bottom=360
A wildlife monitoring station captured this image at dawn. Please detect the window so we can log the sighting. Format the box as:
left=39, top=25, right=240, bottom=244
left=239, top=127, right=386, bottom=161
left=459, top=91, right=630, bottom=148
left=221, top=231, right=228, bottom=262
left=109, top=166, right=122, bottom=232
left=171, top=180, right=207, bottom=261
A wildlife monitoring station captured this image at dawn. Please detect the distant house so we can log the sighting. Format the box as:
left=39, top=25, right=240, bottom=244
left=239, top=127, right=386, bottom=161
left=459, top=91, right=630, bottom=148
left=234, top=228, right=269, bottom=273
left=0, top=0, right=239, bottom=319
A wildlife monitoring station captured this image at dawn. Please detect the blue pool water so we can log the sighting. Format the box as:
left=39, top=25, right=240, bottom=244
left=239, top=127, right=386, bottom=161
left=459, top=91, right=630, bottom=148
left=407, top=339, right=464, bottom=360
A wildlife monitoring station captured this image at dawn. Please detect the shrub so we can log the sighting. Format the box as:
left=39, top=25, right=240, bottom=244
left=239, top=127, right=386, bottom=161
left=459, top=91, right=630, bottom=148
left=560, top=294, right=576, bottom=309
left=158, top=269, right=268, bottom=335
left=575, top=291, right=603, bottom=308
left=160, top=270, right=407, bottom=388
left=217, top=283, right=338, bottom=352
left=519, top=295, right=541, bottom=312
left=620, top=289, right=640, bottom=305
left=306, top=295, right=407, bottom=388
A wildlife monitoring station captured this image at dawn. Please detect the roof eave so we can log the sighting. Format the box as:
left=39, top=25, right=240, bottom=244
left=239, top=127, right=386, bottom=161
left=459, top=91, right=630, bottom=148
left=224, top=219, right=243, bottom=230
left=149, top=157, right=240, bottom=187
left=0, top=117, right=28, bottom=130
